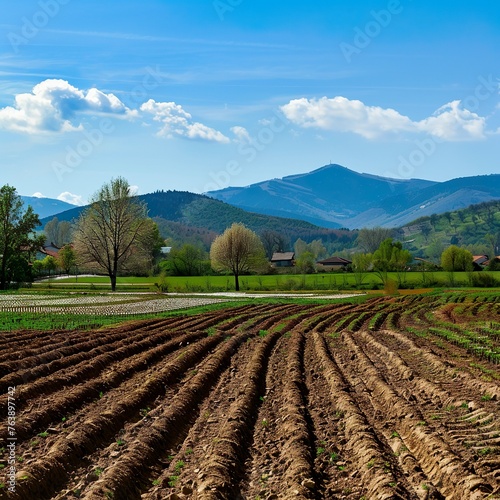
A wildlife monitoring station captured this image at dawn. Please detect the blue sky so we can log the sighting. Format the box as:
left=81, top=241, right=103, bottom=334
left=0, top=0, right=499, bottom=205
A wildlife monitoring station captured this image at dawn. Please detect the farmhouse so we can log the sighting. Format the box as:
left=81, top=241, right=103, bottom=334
left=38, top=243, right=61, bottom=260
left=316, top=256, right=352, bottom=271
left=472, top=254, right=489, bottom=270
left=271, top=252, right=295, bottom=268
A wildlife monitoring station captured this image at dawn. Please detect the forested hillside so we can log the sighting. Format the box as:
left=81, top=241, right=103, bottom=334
left=40, top=190, right=357, bottom=252
left=398, top=200, right=500, bottom=261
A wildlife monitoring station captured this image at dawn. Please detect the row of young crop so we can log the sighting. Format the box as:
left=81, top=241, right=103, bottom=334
left=390, top=293, right=500, bottom=364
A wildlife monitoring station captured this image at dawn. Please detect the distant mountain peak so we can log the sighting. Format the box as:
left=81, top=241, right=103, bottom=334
left=208, top=164, right=500, bottom=229
left=21, top=196, right=77, bottom=220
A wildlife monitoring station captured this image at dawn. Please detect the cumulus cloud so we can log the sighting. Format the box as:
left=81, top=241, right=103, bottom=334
left=31, top=192, right=45, bottom=198
left=0, top=79, right=135, bottom=134
left=231, top=125, right=252, bottom=143
left=417, top=101, right=486, bottom=140
left=281, top=96, right=488, bottom=141
left=141, top=99, right=230, bottom=143
left=57, top=192, right=85, bottom=206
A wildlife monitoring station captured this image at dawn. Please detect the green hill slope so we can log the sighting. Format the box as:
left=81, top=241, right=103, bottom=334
left=40, top=190, right=357, bottom=251
left=397, top=200, right=500, bottom=261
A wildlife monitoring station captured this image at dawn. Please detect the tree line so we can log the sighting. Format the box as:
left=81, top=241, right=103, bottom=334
left=1, top=178, right=499, bottom=291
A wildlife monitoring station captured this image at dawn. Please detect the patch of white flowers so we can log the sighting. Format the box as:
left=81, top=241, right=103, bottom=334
left=0, top=294, right=228, bottom=315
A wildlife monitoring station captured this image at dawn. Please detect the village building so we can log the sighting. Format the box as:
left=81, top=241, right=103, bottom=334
left=271, top=252, right=295, bottom=268
left=316, top=256, right=352, bottom=271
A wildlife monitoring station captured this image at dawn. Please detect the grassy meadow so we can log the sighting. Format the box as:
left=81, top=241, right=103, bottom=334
left=29, top=271, right=500, bottom=293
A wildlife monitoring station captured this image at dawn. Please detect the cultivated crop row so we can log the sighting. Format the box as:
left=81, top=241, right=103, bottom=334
left=1, top=293, right=499, bottom=499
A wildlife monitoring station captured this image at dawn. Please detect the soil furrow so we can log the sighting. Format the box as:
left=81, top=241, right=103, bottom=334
left=193, top=329, right=284, bottom=499
left=340, top=331, right=495, bottom=499
left=312, top=331, right=408, bottom=499
left=4, top=329, right=209, bottom=440
left=9, top=332, right=227, bottom=500
left=83, top=330, right=253, bottom=500
left=278, top=330, right=316, bottom=499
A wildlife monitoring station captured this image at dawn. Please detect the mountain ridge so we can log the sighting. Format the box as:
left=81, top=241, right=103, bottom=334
left=21, top=196, right=77, bottom=220
left=38, top=190, right=356, bottom=252
left=207, top=164, right=500, bottom=229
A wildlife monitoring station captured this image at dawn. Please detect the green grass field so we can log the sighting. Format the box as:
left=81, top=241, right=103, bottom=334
left=30, top=271, right=500, bottom=293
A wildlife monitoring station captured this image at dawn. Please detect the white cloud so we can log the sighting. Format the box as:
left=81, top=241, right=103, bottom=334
left=281, top=96, right=488, bottom=141
left=57, top=192, right=85, bottom=206
left=141, top=99, right=230, bottom=143
left=129, top=185, right=140, bottom=196
left=0, top=79, right=134, bottom=134
left=417, top=101, right=486, bottom=141
left=230, top=125, right=252, bottom=143
left=31, top=192, right=45, bottom=198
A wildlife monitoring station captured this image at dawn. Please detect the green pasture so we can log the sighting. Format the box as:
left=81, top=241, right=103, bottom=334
left=31, top=271, right=500, bottom=293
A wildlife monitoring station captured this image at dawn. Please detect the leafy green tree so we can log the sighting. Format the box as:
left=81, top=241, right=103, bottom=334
left=73, top=177, right=158, bottom=291
left=293, top=238, right=326, bottom=260
left=44, top=217, right=73, bottom=246
left=42, top=255, right=58, bottom=277
left=352, top=252, right=373, bottom=285
left=210, top=223, right=266, bottom=291
left=0, top=185, right=44, bottom=289
left=295, top=251, right=316, bottom=274
left=487, top=257, right=500, bottom=271
left=441, top=245, right=473, bottom=272
left=309, top=239, right=327, bottom=260
left=31, top=259, right=44, bottom=278
left=425, top=237, right=444, bottom=263
left=162, top=244, right=208, bottom=276
left=57, top=245, right=77, bottom=275
left=44, top=217, right=59, bottom=245
left=373, top=238, right=412, bottom=286
left=420, top=221, right=432, bottom=242
left=293, top=238, right=308, bottom=258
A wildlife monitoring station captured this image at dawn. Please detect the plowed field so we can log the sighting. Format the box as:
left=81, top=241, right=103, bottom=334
left=1, top=293, right=500, bottom=499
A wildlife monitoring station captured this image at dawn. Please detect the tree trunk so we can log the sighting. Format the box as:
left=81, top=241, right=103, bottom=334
left=234, top=273, right=240, bottom=291
left=110, top=273, right=117, bottom=292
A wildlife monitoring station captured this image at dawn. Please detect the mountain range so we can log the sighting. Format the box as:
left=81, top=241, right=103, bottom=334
left=207, top=164, right=500, bottom=229
left=21, top=196, right=76, bottom=220
left=28, top=164, right=500, bottom=251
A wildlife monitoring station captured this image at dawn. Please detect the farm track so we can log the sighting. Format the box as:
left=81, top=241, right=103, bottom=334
left=1, top=293, right=499, bottom=499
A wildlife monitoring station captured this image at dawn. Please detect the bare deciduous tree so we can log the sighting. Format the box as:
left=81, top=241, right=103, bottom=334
left=73, top=177, right=157, bottom=291
left=260, top=229, right=289, bottom=260
left=210, top=223, right=266, bottom=291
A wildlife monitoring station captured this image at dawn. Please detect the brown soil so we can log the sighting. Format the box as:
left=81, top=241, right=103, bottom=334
left=1, top=295, right=499, bottom=499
